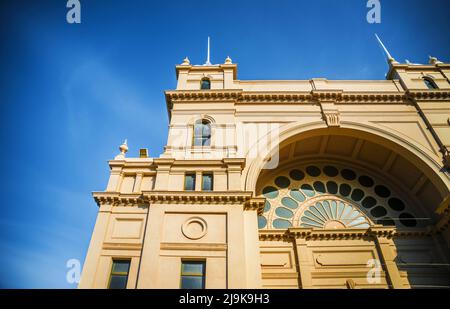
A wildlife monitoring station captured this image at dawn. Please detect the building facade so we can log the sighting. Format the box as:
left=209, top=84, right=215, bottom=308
left=79, top=54, right=450, bottom=289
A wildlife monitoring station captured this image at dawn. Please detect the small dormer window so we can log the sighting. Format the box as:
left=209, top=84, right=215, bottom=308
left=423, top=77, right=438, bottom=89
left=201, top=78, right=211, bottom=90
left=193, top=119, right=211, bottom=146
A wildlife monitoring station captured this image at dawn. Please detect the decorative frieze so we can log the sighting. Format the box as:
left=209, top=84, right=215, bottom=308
left=165, top=89, right=412, bottom=106
left=244, top=198, right=266, bottom=215
left=259, top=226, right=435, bottom=241
left=93, top=191, right=265, bottom=216
left=406, top=89, right=450, bottom=101
left=93, top=192, right=144, bottom=206
left=143, top=190, right=254, bottom=204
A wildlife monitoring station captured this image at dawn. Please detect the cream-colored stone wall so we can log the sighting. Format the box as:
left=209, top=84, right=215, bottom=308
left=80, top=58, right=450, bottom=289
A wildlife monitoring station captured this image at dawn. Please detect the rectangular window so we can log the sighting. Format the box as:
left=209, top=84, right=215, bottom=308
left=108, top=259, right=131, bottom=289
left=180, top=261, right=205, bottom=289
left=202, top=173, right=213, bottom=191
left=184, top=173, right=196, bottom=191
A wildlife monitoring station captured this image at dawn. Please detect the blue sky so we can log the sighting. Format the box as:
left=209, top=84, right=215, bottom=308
left=0, top=0, right=449, bottom=288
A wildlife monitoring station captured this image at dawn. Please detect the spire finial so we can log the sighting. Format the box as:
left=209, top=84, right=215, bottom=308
left=429, top=55, right=443, bottom=65
left=182, top=57, right=190, bottom=65
left=115, top=139, right=128, bottom=160
left=225, top=56, right=232, bottom=64
left=375, top=34, right=398, bottom=65
left=205, top=36, right=212, bottom=66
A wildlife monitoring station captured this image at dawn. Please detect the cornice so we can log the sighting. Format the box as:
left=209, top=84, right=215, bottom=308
left=93, top=191, right=265, bottom=214
left=142, top=190, right=256, bottom=206
left=165, top=89, right=241, bottom=105
left=223, top=158, right=246, bottom=169
left=311, top=89, right=343, bottom=100
left=289, top=228, right=374, bottom=240
left=108, top=158, right=154, bottom=168
left=340, top=92, right=407, bottom=104
left=165, top=89, right=410, bottom=106
left=406, top=89, right=450, bottom=101
left=153, top=158, right=176, bottom=165
left=172, top=159, right=224, bottom=166
left=258, top=230, right=290, bottom=241
left=259, top=226, right=435, bottom=241
left=107, top=158, right=249, bottom=171
left=92, top=192, right=145, bottom=206
left=244, top=197, right=266, bottom=215
left=239, top=91, right=312, bottom=103
left=387, top=63, right=450, bottom=78
left=393, top=63, right=450, bottom=70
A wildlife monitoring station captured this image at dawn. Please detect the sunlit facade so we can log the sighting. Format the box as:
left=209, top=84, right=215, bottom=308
left=79, top=55, right=450, bottom=289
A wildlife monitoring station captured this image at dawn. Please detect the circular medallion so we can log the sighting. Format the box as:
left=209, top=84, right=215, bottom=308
left=181, top=217, right=208, bottom=240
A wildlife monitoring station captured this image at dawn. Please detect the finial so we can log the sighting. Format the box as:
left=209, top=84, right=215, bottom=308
left=405, top=59, right=422, bottom=66
left=429, top=55, right=443, bottom=65
left=182, top=57, right=190, bottom=65
left=204, top=37, right=212, bottom=66
left=375, top=34, right=398, bottom=65
left=225, top=56, right=232, bottom=64
left=115, top=139, right=128, bottom=160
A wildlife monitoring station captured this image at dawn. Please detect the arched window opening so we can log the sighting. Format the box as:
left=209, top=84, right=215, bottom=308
left=423, top=77, right=438, bottom=89
left=257, top=164, right=420, bottom=230
left=193, top=119, right=211, bottom=146
left=200, top=78, right=211, bottom=90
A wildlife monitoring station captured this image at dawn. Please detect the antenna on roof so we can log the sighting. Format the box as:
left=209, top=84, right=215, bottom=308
left=204, top=37, right=212, bottom=66
left=375, top=33, right=398, bottom=64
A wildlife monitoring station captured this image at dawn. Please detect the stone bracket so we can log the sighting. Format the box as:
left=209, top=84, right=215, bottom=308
left=319, top=102, right=340, bottom=127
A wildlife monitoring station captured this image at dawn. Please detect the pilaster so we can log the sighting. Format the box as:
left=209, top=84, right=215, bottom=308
left=153, top=158, right=175, bottom=190
left=223, top=158, right=245, bottom=191
left=371, top=227, right=406, bottom=289
left=78, top=205, right=112, bottom=288
left=292, top=236, right=313, bottom=289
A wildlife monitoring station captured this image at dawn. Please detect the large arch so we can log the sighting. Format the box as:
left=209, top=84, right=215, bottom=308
left=250, top=121, right=450, bottom=288
left=245, top=121, right=450, bottom=201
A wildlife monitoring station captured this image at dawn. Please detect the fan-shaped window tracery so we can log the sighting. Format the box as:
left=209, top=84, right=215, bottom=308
left=258, top=164, right=419, bottom=230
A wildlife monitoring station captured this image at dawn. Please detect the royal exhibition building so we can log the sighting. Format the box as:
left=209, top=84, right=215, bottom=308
left=79, top=47, right=450, bottom=289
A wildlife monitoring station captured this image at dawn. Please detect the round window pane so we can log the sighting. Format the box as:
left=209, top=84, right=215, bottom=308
left=306, top=166, right=321, bottom=177
left=275, top=176, right=290, bottom=188
left=289, top=169, right=305, bottom=181
left=273, top=219, right=292, bottom=229
left=263, top=186, right=278, bottom=199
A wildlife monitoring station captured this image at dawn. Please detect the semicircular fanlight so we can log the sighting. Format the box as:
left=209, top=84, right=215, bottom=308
left=257, top=164, right=417, bottom=229
left=300, top=200, right=370, bottom=229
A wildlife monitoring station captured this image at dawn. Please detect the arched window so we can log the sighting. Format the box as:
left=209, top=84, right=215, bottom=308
left=257, top=164, right=419, bottom=230
left=200, top=78, right=211, bottom=90
left=423, top=77, right=438, bottom=89
left=193, top=119, right=211, bottom=146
